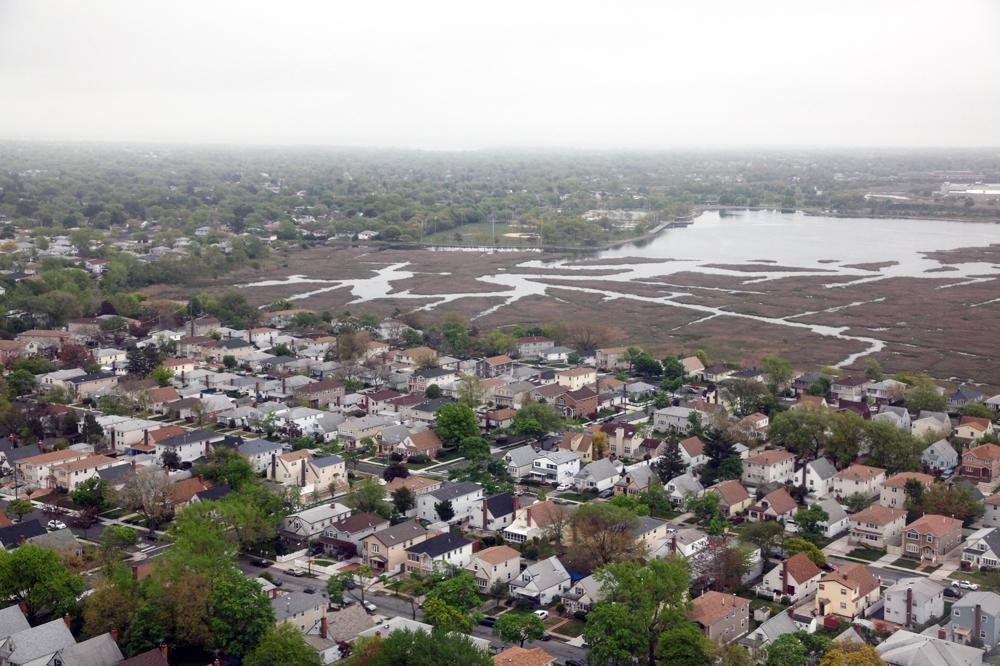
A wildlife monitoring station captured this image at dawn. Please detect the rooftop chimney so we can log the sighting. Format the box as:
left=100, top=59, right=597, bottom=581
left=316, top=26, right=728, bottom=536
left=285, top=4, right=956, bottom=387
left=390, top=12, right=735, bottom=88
left=63, top=613, right=71, bottom=627
left=159, top=643, right=168, bottom=661
left=110, top=628, right=119, bottom=644
left=905, top=586, right=913, bottom=628
left=320, top=616, right=328, bottom=639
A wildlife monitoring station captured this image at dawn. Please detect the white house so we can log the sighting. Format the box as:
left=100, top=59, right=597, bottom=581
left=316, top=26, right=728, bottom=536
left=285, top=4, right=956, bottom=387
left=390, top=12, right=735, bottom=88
left=757, top=552, right=822, bottom=603
left=281, top=503, right=352, bottom=540
left=798, top=458, right=837, bottom=499
left=653, top=406, right=695, bottom=431
left=678, top=436, right=708, bottom=470
left=833, top=464, right=886, bottom=499
left=574, top=459, right=624, bottom=493
left=237, top=438, right=283, bottom=474
left=911, top=411, right=951, bottom=441
left=879, top=472, right=934, bottom=510
left=985, top=496, right=1000, bottom=529
left=504, top=445, right=540, bottom=479
left=155, top=429, right=224, bottom=464
left=922, top=439, right=959, bottom=473
left=529, top=450, right=581, bottom=484
left=741, top=449, right=796, bottom=486
left=814, top=498, right=850, bottom=539
left=883, top=577, right=945, bottom=628
left=509, top=556, right=570, bottom=606
left=962, top=528, right=1000, bottom=570
left=416, top=482, right=484, bottom=524
left=465, top=546, right=521, bottom=591
left=665, top=472, right=704, bottom=506
left=403, top=532, right=474, bottom=575
left=873, top=405, right=911, bottom=430
left=651, top=527, right=709, bottom=559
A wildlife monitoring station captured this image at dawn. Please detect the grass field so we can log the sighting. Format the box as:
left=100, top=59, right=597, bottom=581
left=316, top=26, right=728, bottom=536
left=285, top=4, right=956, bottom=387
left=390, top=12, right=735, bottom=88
left=555, top=619, right=586, bottom=637
left=847, top=548, right=884, bottom=561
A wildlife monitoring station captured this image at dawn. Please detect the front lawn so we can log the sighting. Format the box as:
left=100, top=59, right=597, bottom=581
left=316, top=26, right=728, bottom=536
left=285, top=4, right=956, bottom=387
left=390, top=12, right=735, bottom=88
left=555, top=492, right=593, bottom=503
left=555, top=619, right=586, bottom=638
left=949, top=569, right=1000, bottom=588
left=542, top=617, right=563, bottom=630
left=847, top=548, right=884, bottom=561
left=891, top=558, right=920, bottom=570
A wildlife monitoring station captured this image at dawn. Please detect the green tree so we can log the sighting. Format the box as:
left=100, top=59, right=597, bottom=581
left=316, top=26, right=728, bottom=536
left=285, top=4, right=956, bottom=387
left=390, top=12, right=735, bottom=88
left=492, top=611, right=545, bottom=647
left=71, top=476, right=110, bottom=511
left=864, top=360, right=884, bottom=382
left=5, top=498, right=34, bottom=522
left=425, top=383, right=442, bottom=399
left=100, top=525, right=138, bottom=563
left=512, top=401, right=563, bottom=438
left=844, top=492, right=872, bottom=513
left=425, top=571, right=482, bottom=613
left=7, top=369, right=37, bottom=398
left=326, top=574, right=345, bottom=605
left=121, top=602, right=169, bottom=657
left=904, top=375, right=946, bottom=413
left=785, top=537, right=826, bottom=566
left=761, top=355, right=794, bottom=395
left=570, top=502, right=643, bottom=570
left=81, top=413, right=105, bottom=445
left=422, top=597, right=472, bottom=633
left=654, top=440, right=685, bottom=482
left=865, top=420, right=923, bottom=473
left=826, top=411, right=865, bottom=467
left=433, top=403, right=479, bottom=447
left=768, top=409, right=829, bottom=462
left=767, top=633, right=808, bottom=666
left=206, top=567, right=275, bottom=657
left=435, top=499, right=455, bottom=522
left=354, top=627, right=491, bottom=665
left=459, top=435, right=490, bottom=462
left=959, top=402, right=994, bottom=420
left=0, top=544, right=84, bottom=621
left=149, top=365, right=175, bottom=386
left=193, top=447, right=257, bottom=490
left=740, top=520, right=785, bottom=560
left=244, top=623, right=322, bottom=666
left=391, top=486, right=416, bottom=515
left=345, top=477, right=392, bottom=518
left=793, top=504, right=829, bottom=542
left=656, top=621, right=716, bottom=665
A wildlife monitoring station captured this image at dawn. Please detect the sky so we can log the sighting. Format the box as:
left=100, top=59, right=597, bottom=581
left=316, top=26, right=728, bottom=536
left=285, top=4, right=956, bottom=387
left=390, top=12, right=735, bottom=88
left=1, top=0, right=999, bottom=150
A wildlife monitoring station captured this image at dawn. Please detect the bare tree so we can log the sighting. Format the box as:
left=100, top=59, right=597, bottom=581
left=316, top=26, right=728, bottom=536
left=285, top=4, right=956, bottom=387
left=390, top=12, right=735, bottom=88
left=563, top=321, right=618, bottom=353
left=118, top=468, right=173, bottom=533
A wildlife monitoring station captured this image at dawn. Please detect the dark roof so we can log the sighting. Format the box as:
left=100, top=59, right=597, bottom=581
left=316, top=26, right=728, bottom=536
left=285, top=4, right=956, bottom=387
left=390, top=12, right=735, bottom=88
left=413, top=397, right=453, bottom=413
left=295, top=379, right=344, bottom=394
left=485, top=492, right=516, bottom=518
left=0, top=441, right=41, bottom=462
left=220, top=338, right=253, bottom=349
left=430, top=482, right=482, bottom=502
left=97, top=464, right=137, bottom=485
left=404, top=532, right=471, bottom=557
left=312, top=454, right=343, bottom=468
left=0, top=519, right=46, bottom=548
left=157, top=428, right=221, bottom=448
left=332, top=512, right=389, bottom=534
left=415, top=367, right=453, bottom=379
left=117, top=647, right=170, bottom=666
left=67, top=371, right=116, bottom=384
left=195, top=485, right=232, bottom=502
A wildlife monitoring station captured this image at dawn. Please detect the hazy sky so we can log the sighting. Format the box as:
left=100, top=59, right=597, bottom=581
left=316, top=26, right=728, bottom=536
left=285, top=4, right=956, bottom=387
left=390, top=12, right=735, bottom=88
left=2, top=0, right=999, bottom=150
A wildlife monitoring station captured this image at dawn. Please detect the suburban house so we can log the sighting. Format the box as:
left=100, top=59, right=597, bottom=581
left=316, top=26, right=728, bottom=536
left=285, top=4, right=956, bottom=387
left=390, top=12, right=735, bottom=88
left=396, top=430, right=443, bottom=460
left=757, top=552, right=822, bottom=603
left=653, top=406, right=695, bottom=431
left=799, top=458, right=837, bottom=498
left=595, top=347, right=630, bottom=371
left=320, top=512, right=390, bottom=557
left=735, top=412, right=769, bottom=440
left=707, top=479, right=752, bottom=517
left=873, top=405, right=912, bottom=430
left=556, top=367, right=596, bottom=390
left=987, top=496, right=1000, bottom=529
left=237, top=438, right=283, bottom=474
left=509, top=556, right=570, bottom=606
left=902, top=514, right=963, bottom=563
left=465, top=545, right=520, bottom=592
left=516, top=336, right=554, bottom=359
left=689, top=591, right=750, bottom=645
left=383, top=475, right=442, bottom=501
left=956, top=416, right=995, bottom=444
left=814, top=498, right=850, bottom=539
left=16, top=450, right=93, bottom=486
left=678, top=436, right=709, bottom=469
left=557, top=432, right=595, bottom=463
left=502, top=500, right=573, bottom=544
left=879, top=472, right=934, bottom=509
left=741, top=449, right=796, bottom=486
left=476, top=355, right=515, bottom=378
left=867, top=378, right=908, bottom=403
left=911, top=411, right=952, bottom=440
left=832, top=464, right=886, bottom=499
left=948, top=591, right=1000, bottom=648
left=613, top=465, right=657, bottom=497
left=849, top=504, right=907, bottom=549
left=529, top=450, right=581, bottom=484
left=280, top=503, right=352, bottom=542
left=877, top=631, right=984, bottom=666
left=48, top=454, right=119, bottom=491
left=922, top=439, right=960, bottom=473
left=504, top=446, right=543, bottom=479
left=563, top=574, right=606, bottom=615
left=963, top=528, right=1000, bottom=570
left=883, top=577, right=945, bottom=628
left=949, top=387, right=985, bottom=412
left=155, top=428, right=224, bottom=465
left=681, top=355, right=705, bottom=377
left=748, top=488, right=797, bottom=524
left=962, top=444, right=1000, bottom=482
left=416, top=482, right=484, bottom=524
left=404, top=532, right=473, bottom=575
left=474, top=493, right=518, bottom=532
left=665, top=472, right=705, bottom=506
left=272, top=590, right=326, bottom=635
left=574, top=459, right=624, bottom=493
left=652, top=527, right=709, bottom=559
left=816, top=563, right=880, bottom=619
left=268, top=450, right=347, bottom=495
left=66, top=372, right=119, bottom=400
left=361, top=520, right=429, bottom=574
left=831, top=376, right=870, bottom=402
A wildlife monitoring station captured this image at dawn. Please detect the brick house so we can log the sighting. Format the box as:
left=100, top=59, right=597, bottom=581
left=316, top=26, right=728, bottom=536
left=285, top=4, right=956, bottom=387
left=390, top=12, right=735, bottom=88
left=902, top=514, right=963, bottom=563
left=962, top=444, right=1000, bottom=482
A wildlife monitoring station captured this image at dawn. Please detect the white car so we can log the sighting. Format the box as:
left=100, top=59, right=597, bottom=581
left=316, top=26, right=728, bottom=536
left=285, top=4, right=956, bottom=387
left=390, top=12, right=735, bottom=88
left=534, top=610, right=549, bottom=620
left=952, top=580, right=980, bottom=591
left=363, top=601, right=378, bottom=614
left=556, top=483, right=572, bottom=492
left=47, top=520, right=67, bottom=530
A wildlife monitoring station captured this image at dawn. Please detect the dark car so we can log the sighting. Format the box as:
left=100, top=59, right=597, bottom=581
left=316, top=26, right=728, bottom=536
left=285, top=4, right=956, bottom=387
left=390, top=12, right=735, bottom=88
left=598, top=489, right=614, bottom=499
left=566, top=660, right=587, bottom=666
left=303, top=587, right=316, bottom=594
left=540, top=632, right=551, bottom=641
left=250, top=559, right=270, bottom=567
left=944, top=586, right=963, bottom=598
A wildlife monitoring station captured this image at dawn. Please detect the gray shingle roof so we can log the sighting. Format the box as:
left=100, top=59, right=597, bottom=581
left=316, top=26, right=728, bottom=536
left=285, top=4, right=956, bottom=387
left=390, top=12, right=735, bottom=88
left=54, top=632, right=124, bottom=666
left=1, top=618, right=75, bottom=664
left=0, top=605, right=29, bottom=640
left=510, top=556, right=569, bottom=594
left=429, top=482, right=481, bottom=502
left=312, top=454, right=343, bottom=468
left=238, top=438, right=282, bottom=456
left=954, top=591, right=1000, bottom=616
left=271, top=591, right=324, bottom=623
left=404, top=532, right=470, bottom=558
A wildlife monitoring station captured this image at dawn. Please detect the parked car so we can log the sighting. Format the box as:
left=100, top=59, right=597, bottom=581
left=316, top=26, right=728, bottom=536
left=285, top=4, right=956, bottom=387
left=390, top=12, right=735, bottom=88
left=533, top=610, right=549, bottom=620
left=598, top=489, right=613, bottom=499
left=250, top=559, right=270, bottom=567
left=46, top=520, right=67, bottom=530
left=556, top=483, right=572, bottom=492
left=944, top=587, right=963, bottom=598
left=303, top=587, right=316, bottom=594
left=953, top=580, right=979, bottom=591
left=363, top=601, right=378, bottom=614
left=286, top=568, right=306, bottom=577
